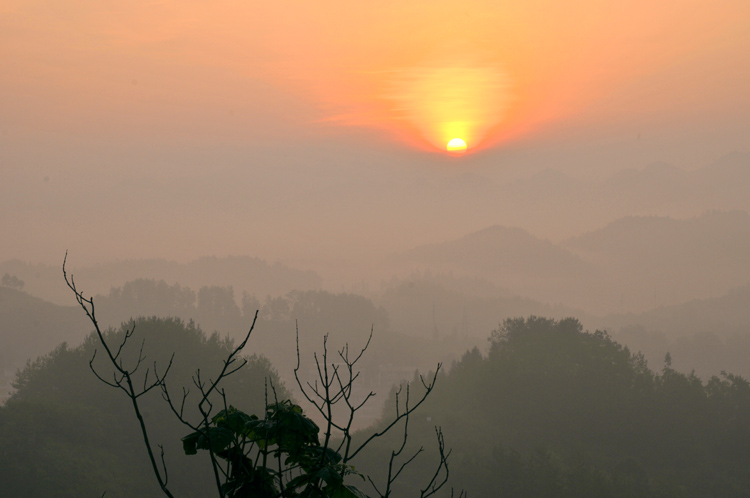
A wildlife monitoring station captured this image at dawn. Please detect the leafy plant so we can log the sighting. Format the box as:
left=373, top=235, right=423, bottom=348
left=181, top=402, right=364, bottom=498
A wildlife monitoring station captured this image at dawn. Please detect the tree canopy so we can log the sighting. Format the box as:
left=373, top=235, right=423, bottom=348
left=0, top=317, right=286, bottom=498
left=357, top=316, right=750, bottom=498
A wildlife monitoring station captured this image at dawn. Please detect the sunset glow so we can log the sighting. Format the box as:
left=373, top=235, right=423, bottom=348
left=2, top=0, right=749, bottom=156
left=385, top=60, right=511, bottom=152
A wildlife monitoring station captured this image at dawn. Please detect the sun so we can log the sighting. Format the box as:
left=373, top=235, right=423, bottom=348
left=446, top=137, right=467, bottom=154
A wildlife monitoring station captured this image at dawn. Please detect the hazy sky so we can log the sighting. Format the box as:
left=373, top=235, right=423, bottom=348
left=2, top=0, right=749, bottom=271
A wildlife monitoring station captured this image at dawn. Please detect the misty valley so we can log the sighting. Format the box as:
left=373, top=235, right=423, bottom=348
left=3, top=197, right=750, bottom=497
left=5, top=1, right=750, bottom=495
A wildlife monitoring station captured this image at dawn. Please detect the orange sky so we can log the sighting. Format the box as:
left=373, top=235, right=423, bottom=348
left=3, top=0, right=749, bottom=155
left=2, top=0, right=750, bottom=271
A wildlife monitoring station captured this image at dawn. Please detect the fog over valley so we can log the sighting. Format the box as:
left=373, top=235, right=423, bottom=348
left=3, top=1, right=750, bottom=496
left=5, top=164, right=750, bottom=386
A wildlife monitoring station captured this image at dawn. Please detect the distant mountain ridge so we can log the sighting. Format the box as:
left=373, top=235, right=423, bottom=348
left=561, top=210, right=750, bottom=307
left=390, top=225, right=592, bottom=279
left=0, top=256, right=323, bottom=306
left=387, top=225, right=598, bottom=309
left=389, top=210, right=750, bottom=313
left=0, top=287, right=88, bottom=372
left=595, top=282, right=750, bottom=381
left=564, top=210, right=750, bottom=259
left=487, top=151, right=750, bottom=241
left=601, top=282, right=750, bottom=339
left=597, top=152, right=750, bottom=215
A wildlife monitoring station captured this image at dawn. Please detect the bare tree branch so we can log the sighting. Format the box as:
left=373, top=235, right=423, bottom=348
left=63, top=253, right=176, bottom=498
left=347, top=366, right=441, bottom=461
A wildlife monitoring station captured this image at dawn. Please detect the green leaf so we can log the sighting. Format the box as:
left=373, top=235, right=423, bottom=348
left=198, top=427, right=235, bottom=453
left=287, top=473, right=313, bottom=490
left=315, top=466, right=344, bottom=487
left=219, top=407, right=255, bottom=435
left=183, top=427, right=236, bottom=455
left=181, top=431, right=201, bottom=455
left=304, top=446, right=343, bottom=466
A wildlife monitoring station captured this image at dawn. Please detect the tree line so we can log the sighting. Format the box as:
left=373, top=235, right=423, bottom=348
left=2, top=308, right=750, bottom=496
left=354, top=317, right=750, bottom=497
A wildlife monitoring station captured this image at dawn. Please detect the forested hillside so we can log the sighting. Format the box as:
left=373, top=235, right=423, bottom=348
left=0, top=317, right=286, bottom=498
left=356, top=317, right=750, bottom=498
left=2, top=313, right=750, bottom=496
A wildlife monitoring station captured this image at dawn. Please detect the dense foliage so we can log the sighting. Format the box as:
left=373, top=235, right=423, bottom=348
left=0, top=317, right=286, bottom=498
left=359, top=316, right=750, bottom=497
left=181, top=402, right=368, bottom=498
left=3, top=313, right=750, bottom=497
